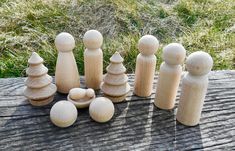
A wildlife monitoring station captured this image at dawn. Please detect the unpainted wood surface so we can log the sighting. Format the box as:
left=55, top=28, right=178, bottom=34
left=0, top=70, right=235, bottom=150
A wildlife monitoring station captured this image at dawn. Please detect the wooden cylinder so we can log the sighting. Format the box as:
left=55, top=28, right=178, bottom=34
left=84, top=49, right=103, bottom=89
left=134, top=54, right=156, bottom=97
left=134, top=35, right=159, bottom=97
left=177, top=73, right=208, bottom=126
left=83, top=30, right=103, bottom=90
left=176, top=51, right=213, bottom=126
left=154, top=63, right=182, bottom=109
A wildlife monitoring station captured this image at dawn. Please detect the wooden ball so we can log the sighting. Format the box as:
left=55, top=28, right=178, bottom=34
left=86, top=88, right=95, bottom=98
left=89, top=97, right=114, bottom=123
left=186, top=51, right=213, bottom=76
left=50, top=101, right=77, bottom=128
left=138, top=35, right=159, bottom=55
left=55, top=32, right=75, bottom=52
left=83, top=30, right=103, bottom=49
left=69, top=88, right=86, bottom=100
left=163, top=43, right=186, bottom=65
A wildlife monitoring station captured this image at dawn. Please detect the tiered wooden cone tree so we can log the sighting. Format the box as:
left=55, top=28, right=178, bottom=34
left=101, top=52, right=130, bottom=103
left=24, top=52, right=57, bottom=106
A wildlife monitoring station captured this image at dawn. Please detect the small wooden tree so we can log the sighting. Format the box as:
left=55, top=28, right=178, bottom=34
left=101, top=52, right=130, bottom=103
left=24, top=52, right=57, bottom=106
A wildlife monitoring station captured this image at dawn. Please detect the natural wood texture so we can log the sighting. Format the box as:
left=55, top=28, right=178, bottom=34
left=134, top=35, right=159, bottom=97
left=0, top=71, right=234, bottom=150
left=55, top=32, right=80, bottom=94
left=24, top=52, right=56, bottom=106
left=176, top=51, right=213, bottom=126
left=154, top=43, right=186, bottom=110
left=101, top=52, right=130, bottom=103
left=83, top=30, right=103, bottom=90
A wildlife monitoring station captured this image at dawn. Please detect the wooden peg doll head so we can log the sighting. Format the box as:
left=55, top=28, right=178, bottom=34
left=55, top=32, right=75, bottom=52
left=186, top=51, right=213, bottom=76
left=162, top=43, right=186, bottom=65
left=138, top=35, right=159, bottom=56
left=83, top=30, right=103, bottom=50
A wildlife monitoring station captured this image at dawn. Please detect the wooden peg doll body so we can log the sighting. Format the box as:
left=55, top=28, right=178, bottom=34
left=134, top=35, right=159, bottom=97
left=154, top=43, right=186, bottom=109
left=176, top=51, right=213, bottom=126
left=83, top=30, right=103, bottom=90
left=55, top=32, right=80, bottom=94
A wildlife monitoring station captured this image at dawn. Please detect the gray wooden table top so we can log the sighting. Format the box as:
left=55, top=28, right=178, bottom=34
left=0, top=70, right=235, bottom=150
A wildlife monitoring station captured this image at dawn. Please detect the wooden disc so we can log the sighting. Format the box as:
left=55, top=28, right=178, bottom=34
left=67, top=95, right=95, bottom=108
left=106, top=63, right=126, bottom=75
left=104, top=94, right=127, bottom=103
left=25, top=74, right=52, bottom=88
left=29, top=95, right=54, bottom=106
left=100, top=82, right=130, bottom=97
left=26, top=64, right=48, bottom=77
left=103, top=74, right=128, bottom=85
left=24, top=83, right=57, bottom=100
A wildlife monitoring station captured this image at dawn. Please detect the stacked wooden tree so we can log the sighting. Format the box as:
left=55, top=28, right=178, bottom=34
left=24, top=52, right=57, bottom=106
left=101, top=52, right=130, bottom=103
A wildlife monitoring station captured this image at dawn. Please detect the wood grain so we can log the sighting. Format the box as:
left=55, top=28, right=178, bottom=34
left=0, top=71, right=235, bottom=150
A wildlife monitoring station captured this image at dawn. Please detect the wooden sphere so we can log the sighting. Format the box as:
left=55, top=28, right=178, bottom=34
left=163, top=43, right=186, bottom=65
left=50, top=101, right=77, bottom=128
left=69, top=88, right=86, bottom=100
left=89, top=97, right=114, bottom=123
left=55, top=32, right=75, bottom=52
left=83, top=30, right=103, bottom=49
left=138, top=35, right=159, bottom=55
left=86, top=88, right=95, bottom=98
left=186, top=51, right=213, bottom=76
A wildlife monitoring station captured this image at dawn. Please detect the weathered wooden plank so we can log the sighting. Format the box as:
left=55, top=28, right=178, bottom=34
left=0, top=70, right=234, bottom=150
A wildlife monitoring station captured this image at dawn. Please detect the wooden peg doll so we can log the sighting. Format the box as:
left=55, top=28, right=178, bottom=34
left=176, top=51, right=213, bottom=126
left=83, top=30, right=103, bottom=90
left=134, top=35, right=159, bottom=97
left=154, top=43, right=186, bottom=109
left=55, top=32, right=80, bottom=94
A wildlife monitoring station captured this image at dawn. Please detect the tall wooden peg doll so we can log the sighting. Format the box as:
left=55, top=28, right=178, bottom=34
left=154, top=43, right=186, bottom=109
left=83, top=30, right=103, bottom=90
left=176, top=51, right=213, bottom=126
left=55, top=32, right=80, bottom=94
left=134, top=35, right=159, bottom=97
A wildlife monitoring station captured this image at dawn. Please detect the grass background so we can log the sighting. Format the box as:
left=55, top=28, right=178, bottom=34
left=0, top=0, right=234, bottom=78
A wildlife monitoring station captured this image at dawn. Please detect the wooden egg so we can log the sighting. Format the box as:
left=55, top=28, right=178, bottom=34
left=50, top=101, right=77, bottom=128
left=89, top=97, right=114, bottom=123
left=69, top=88, right=86, bottom=100
left=86, top=88, right=95, bottom=98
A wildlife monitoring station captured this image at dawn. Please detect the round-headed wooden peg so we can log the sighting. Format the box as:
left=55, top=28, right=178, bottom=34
left=83, top=30, right=103, bottom=50
left=186, top=51, right=213, bottom=76
left=55, top=32, right=75, bottom=52
left=138, top=35, right=159, bottom=56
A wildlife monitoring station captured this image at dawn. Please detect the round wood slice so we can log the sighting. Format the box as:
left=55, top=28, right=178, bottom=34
left=25, top=74, right=52, bottom=88
left=106, top=63, right=126, bottom=75
left=100, top=82, right=130, bottom=97
left=29, top=95, right=54, bottom=107
left=67, top=95, right=95, bottom=108
left=24, top=83, right=57, bottom=100
left=104, top=94, right=127, bottom=103
left=103, top=74, right=128, bottom=85
left=26, top=64, right=48, bottom=77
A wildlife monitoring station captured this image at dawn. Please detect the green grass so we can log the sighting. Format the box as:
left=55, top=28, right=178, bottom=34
left=0, top=0, right=234, bottom=77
